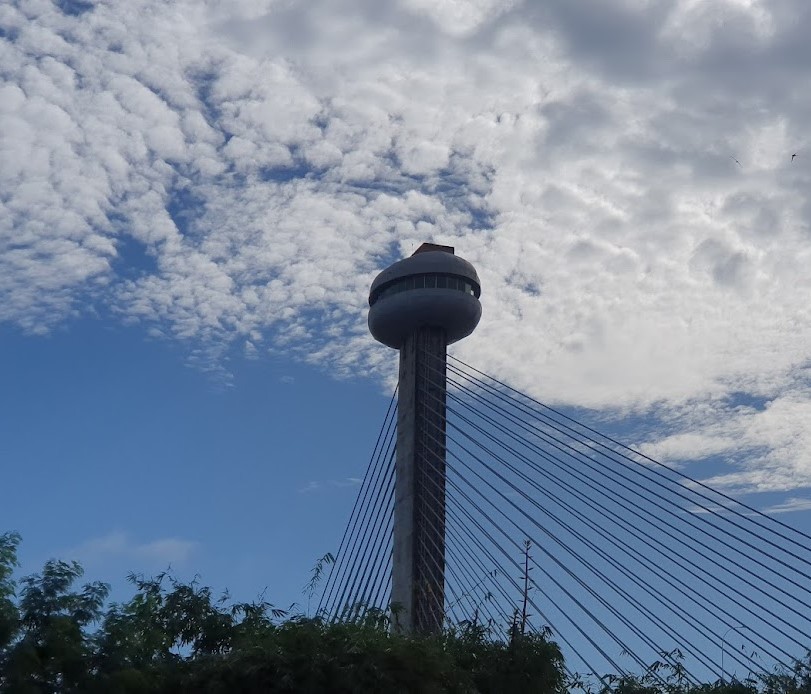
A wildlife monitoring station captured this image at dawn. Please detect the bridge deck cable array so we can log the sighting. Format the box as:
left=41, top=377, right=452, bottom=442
left=317, top=389, right=396, bottom=621
left=317, top=352, right=811, bottom=686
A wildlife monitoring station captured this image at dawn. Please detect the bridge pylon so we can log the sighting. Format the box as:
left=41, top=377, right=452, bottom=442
left=368, top=242, right=482, bottom=634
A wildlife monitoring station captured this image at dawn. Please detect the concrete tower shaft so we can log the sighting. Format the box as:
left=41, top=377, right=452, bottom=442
left=368, top=243, right=481, bottom=634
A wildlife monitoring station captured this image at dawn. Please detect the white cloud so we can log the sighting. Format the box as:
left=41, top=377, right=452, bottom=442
left=3, top=0, right=811, bottom=492
left=400, top=0, right=521, bottom=37
left=636, top=390, right=811, bottom=492
left=762, top=497, right=811, bottom=514
left=299, top=477, right=363, bottom=494
left=68, top=531, right=198, bottom=567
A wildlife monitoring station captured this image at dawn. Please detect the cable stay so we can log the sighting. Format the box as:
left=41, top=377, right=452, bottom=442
left=318, top=388, right=397, bottom=619
left=448, top=355, right=811, bottom=553
left=322, top=351, right=811, bottom=687
left=428, top=380, right=808, bottom=656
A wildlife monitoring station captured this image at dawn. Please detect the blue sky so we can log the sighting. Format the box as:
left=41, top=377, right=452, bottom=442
left=1, top=317, right=390, bottom=612
left=3, top=0, right=811, bottom=681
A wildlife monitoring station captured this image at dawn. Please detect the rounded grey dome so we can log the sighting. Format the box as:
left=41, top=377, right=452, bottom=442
left=368, top=248, right=482, bottom=349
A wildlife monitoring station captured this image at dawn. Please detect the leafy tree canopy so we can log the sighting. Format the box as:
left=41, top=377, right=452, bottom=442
left=1, top=532, right=809, bottom=694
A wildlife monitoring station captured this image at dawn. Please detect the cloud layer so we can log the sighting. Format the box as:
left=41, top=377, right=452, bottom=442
left=3, top=0, right=811, bottom=494
left=67, top=531, right=198, bottom=567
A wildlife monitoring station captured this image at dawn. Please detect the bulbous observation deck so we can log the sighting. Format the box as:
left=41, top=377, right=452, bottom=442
left=368, top=243, right=482, bottom=349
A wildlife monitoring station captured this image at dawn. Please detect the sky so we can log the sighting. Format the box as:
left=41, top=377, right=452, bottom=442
left=2, top=0, right=811, bottom=667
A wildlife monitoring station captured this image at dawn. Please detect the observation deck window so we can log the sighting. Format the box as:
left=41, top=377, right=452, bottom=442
left=369, top=273, right=480, bottom=306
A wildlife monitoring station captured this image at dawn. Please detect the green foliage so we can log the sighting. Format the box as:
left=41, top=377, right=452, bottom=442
left=0, top=534, right=567, bottom=693
left=1, top=532, right=810, bottom=694
left=759, top=652, right=811, bottom=694
left=302, top=552, right=334, bottom=616
left=446, top=621, right=565, bottom=693
left=0, top=533, right=22, bottom=654
left=1, top=551, right=109, bottom=693
left=594, top=650, right=811, bottom=694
